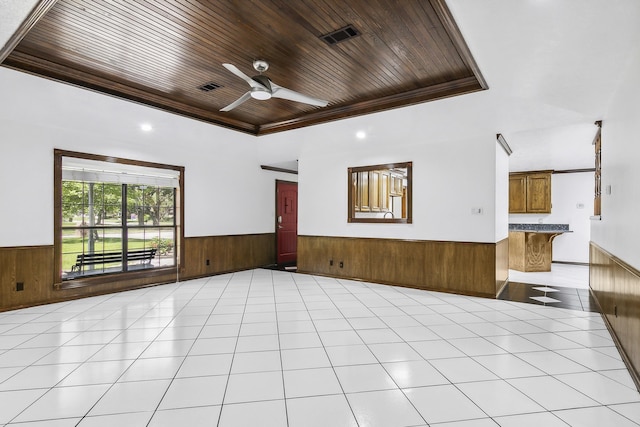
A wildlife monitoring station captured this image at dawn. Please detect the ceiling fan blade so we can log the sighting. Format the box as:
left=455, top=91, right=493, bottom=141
left=220, top=91, right=252, bottom=112
left=222, top=63, right=268, bottom=90
left=271, top=83, right=328, bottom=107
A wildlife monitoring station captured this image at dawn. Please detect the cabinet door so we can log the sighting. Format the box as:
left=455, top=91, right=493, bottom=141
left=509, top=175, right=527, bottom=213
left=352, top=172, right=360, bottom=212
left=359, top=171, right=370, bottom=211
left=526, top=173, right=551, bottom=213
left=369, top=171, right=381, bottom=212
left=390, top=173, right=403, bottom=196
left=380, top=172, right=390, bottom=211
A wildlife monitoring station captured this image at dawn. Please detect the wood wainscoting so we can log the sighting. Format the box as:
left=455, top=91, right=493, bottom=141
left=181, top=233, right=275, bottom=280
left=0, top=245, right=177, bottom=312
left=298, top=235, right=508, bottom=299
left=590, top=243, right=640, bottom=389
left=1, top=233, right=275, bottom=312
left=495, top=237, right=509, bottom=296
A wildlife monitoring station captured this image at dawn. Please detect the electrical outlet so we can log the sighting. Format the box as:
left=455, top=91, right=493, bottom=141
left=206, top=259, right=210, bottom=266
left=339, top=261, right=344, bottom=268
left=329, top=259, right=333, bottom=266
left=16, top=282, right=24, bottom=292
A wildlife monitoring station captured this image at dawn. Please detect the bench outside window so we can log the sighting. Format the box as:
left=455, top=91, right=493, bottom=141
left=70, top=248, right=157, bottom=277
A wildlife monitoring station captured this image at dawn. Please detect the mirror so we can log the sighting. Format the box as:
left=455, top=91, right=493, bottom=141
left=348, top=162, right=412, bottom=223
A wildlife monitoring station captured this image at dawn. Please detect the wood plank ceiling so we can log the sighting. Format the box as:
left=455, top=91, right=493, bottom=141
left=2, top=0, right=487, bottom=135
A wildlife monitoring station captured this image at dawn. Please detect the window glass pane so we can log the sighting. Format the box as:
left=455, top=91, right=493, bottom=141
left=99, top=183, right=123, bottom=226
left=126, top=228, right=174, bottom=270
left=159, top=188, right=174, bottom=207
left=127, top=185, right=158, bottom=226
left=62, top=181, right=87, bottom=224
left=159, top=207, right=174, bottom=226
left=62, top=228, right=123, bottom=278
left=155, top=228, right=176, bottom=267
left=60, top=168, right=177, bottom=281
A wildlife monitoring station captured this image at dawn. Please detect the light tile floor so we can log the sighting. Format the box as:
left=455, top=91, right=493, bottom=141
left=0, top=269, right=639, bottom=426
left=509, top=264, right=589, bottom=289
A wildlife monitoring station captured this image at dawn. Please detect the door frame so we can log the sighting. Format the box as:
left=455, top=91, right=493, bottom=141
left=275, top=179, right=298, bottom=266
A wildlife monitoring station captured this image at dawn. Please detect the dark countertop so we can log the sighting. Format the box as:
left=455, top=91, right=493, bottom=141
left=509, top=223, right=571, bottom=233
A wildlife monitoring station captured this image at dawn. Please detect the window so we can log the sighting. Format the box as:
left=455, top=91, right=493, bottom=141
left=55, top=150, right=183, bottom=284
left=347, top=162, right=412, bottom=223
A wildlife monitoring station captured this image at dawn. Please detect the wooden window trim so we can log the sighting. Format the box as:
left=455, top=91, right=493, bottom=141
left=347, top=162, right=412, bottom=224
left=53, top=149, right=185, bottom=289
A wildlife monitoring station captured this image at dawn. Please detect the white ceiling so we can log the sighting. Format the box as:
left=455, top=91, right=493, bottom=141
left=449, top=0, right=640, bottom=171
left=2, top=0, right=639, bottom=173
left=0, top=0, right=39, bottom=51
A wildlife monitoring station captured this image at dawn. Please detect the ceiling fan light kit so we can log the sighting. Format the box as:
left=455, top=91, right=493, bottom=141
left=220, top=60, right=328, bottom=112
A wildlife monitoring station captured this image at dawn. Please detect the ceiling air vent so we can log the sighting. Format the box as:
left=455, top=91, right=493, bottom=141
left=321, top=25, right=360, bottom=45
left=198, top=82, right=222, bottom=92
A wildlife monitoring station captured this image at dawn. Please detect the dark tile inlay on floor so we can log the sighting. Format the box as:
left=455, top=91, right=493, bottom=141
left=498, top=281, right=597, bottom=312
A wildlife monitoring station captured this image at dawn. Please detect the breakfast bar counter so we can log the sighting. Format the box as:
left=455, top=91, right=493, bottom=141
left=508, top=224, right=572, bottom=272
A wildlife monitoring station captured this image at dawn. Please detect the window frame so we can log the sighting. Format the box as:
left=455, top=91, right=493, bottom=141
left=347, top=161, right=413, bottom=224
left=54, top=149, right=184, bottom=289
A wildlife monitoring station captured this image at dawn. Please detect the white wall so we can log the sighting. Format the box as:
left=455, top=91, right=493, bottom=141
left=509, top=172, right=593, bottom=263
left=0, top=67, right=286, bottom=247
left=297, top=132, right=498, bottom=243
left=591, top=43, right=640, bottom=270
left=0, top=65, right=508, bottom=250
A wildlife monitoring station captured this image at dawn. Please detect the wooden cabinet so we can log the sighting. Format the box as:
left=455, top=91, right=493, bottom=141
left=509, top=175, right=527, bottom=213
left=509, top=231, right=560, bottom=272
left=354, top=170, right=391, bottom=213
left=370, top=170, right=381, bottom=212
left=509, top=172, right=551, bottom=214
left=526, top=173, right=551, bottom=213
left=358, top=171, right=370, bottom=211
left=380, top=172, right=390, bottom=211
left=390, top=172, right=403, bottom=196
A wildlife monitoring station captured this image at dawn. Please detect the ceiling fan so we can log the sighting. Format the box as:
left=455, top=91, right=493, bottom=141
left=220, top=60, right=328, bottom=112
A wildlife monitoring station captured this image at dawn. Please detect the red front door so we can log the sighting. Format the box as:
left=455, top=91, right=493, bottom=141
left=276, top=181, right=298, bottom=264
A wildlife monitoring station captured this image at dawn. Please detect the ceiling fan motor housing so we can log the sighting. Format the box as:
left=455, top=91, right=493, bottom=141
left=250, top=74, right=272, bottom=100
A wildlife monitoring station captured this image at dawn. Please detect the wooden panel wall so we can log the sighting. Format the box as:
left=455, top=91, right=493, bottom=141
left=181, top=233, right=275, bottom=280
left=0, top=245, right=177, bottom=312
left=1, top=233, right=275, bottom=312
left=298, top=235, right=501, bottom=298
left=590, top=243, right=640, bottom=388
left=495, top=237, right=509, bottom=295
left=0, top=246, right=54, bottom=310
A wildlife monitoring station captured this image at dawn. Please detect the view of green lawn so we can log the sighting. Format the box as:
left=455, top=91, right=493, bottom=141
left=61, top=237, right=146, bottom=271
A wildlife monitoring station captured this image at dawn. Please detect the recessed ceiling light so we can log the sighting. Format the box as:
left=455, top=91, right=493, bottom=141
left=356, top=131, right=366, bottom=139
left=140, top=123, right=153, bottom=132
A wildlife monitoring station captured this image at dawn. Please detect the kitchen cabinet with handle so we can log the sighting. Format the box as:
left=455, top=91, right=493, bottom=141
left=509, top=171, right=552, bottom=214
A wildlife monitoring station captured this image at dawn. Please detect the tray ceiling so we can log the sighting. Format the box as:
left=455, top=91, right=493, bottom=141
left=2, top=0, right=487, bottom=135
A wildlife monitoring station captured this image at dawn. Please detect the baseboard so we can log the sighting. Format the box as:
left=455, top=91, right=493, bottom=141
left=496, top=279, right=509, bottom=299
left=296, top=269, right=496, bottom=299
left=552, top=261, right=589, bottom=266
